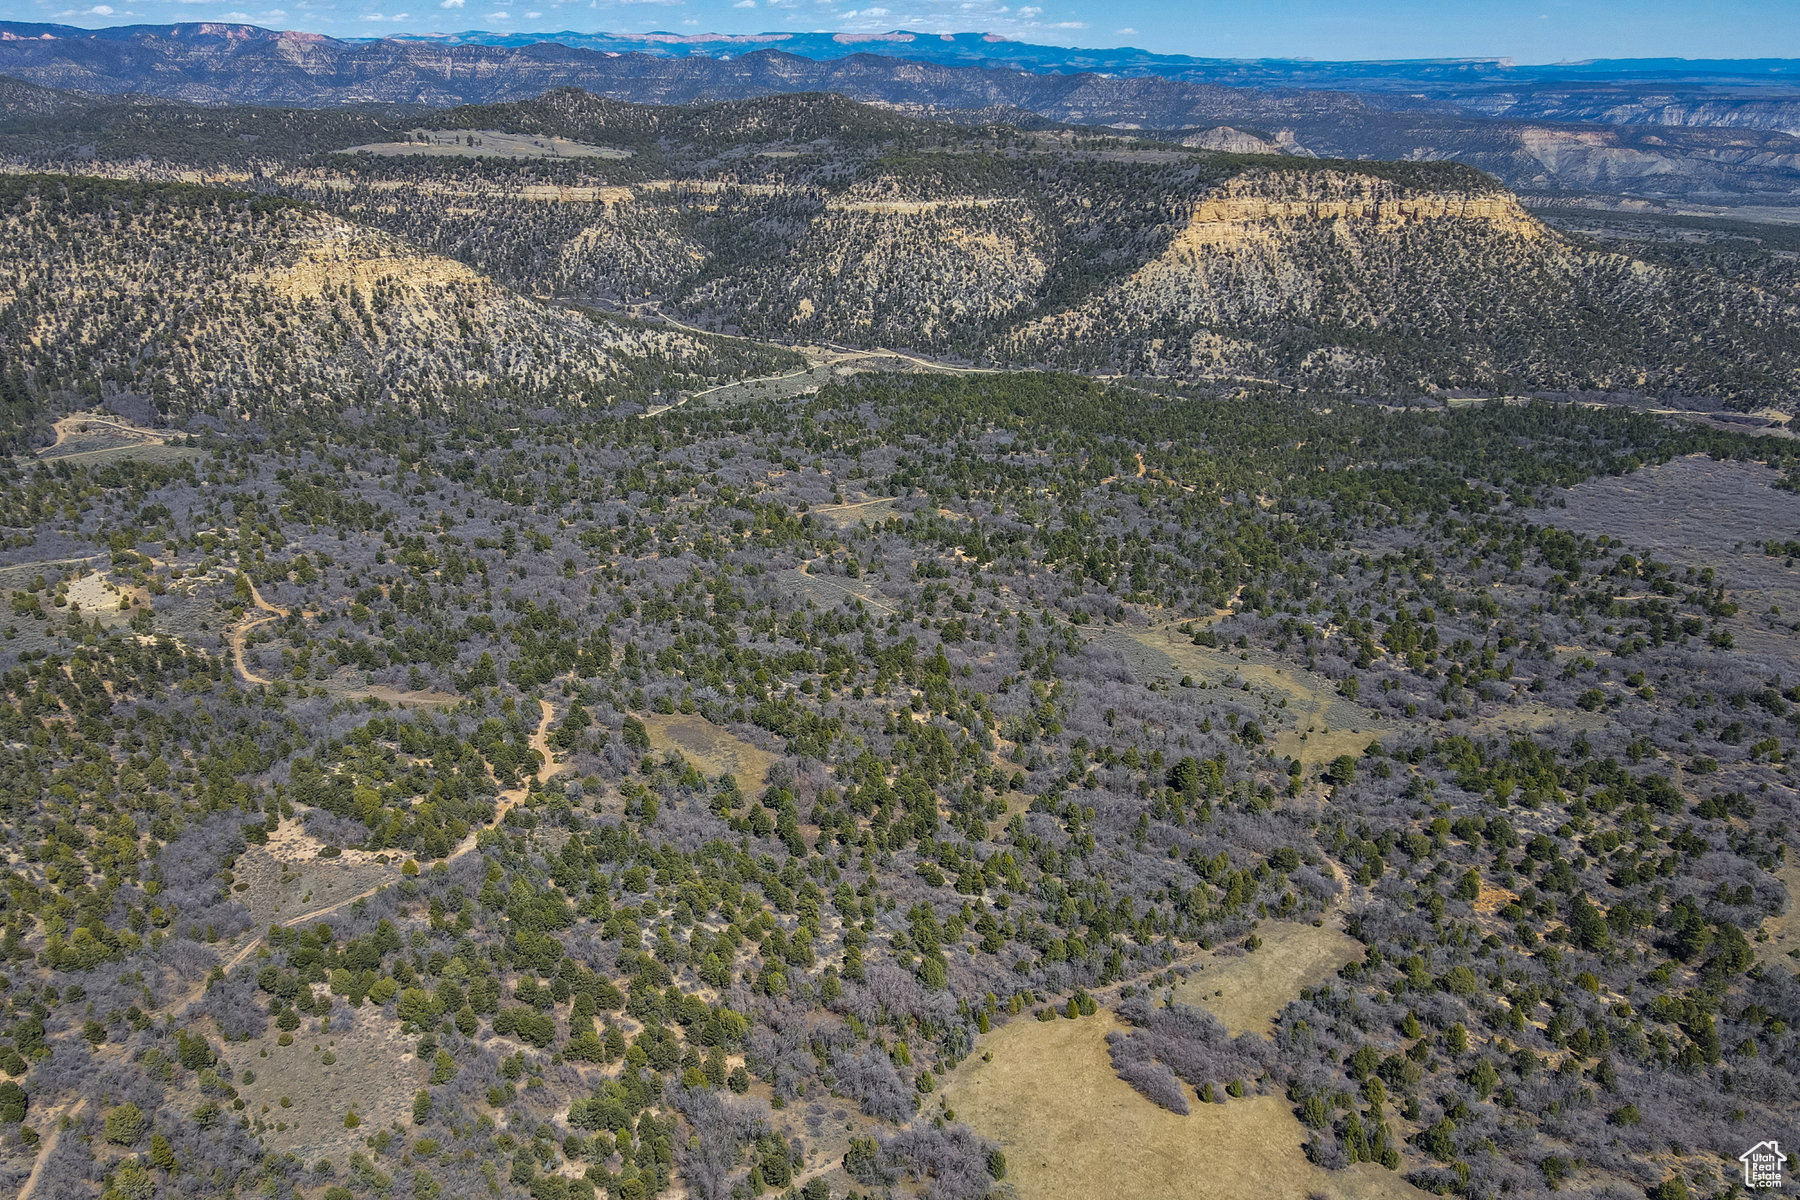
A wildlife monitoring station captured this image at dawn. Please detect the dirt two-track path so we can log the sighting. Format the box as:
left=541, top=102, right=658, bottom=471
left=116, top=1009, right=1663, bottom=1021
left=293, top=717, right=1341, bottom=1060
left=22, top=696, right=561, bottom=1200
left=16, top=1097, right=85, bottom=1200
left=150, top=694, right=570, bottom=1049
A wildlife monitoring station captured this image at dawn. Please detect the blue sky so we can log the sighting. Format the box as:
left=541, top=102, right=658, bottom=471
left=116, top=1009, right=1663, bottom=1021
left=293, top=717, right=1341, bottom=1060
left=12, top=0, right=1797, bottom=61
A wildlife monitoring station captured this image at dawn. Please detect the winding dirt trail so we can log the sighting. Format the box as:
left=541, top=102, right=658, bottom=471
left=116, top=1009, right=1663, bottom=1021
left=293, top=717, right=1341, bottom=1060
left=17, top=1097, right=86, bottom=1200
left=444, top=696, right=569, bottom=860
left=173, top=693, right=569, bottom=1021
left=43, top=413, right=166, bottom=454
left=230, top=580, right=289, bottom=687
left=1098, top=452, right=1148, bottom=486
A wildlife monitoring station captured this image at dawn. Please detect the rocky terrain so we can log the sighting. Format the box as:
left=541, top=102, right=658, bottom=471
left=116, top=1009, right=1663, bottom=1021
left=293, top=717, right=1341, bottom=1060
left=0, top=174, right=793, bottom=436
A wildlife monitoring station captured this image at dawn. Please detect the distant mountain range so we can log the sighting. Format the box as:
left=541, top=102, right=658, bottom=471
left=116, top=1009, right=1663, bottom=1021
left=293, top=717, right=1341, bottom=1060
left=10, top=22, right=1800, bottom=89
left=2, top=22, right=1798, bottom=205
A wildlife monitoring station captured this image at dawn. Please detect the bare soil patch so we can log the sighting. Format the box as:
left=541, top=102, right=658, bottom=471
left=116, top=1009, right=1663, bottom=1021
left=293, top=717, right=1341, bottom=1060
left=1473, top=884, right=1519, bottom=917
left=234, top=826, right=398, bottom=928
left=61, top=569, right=136, bottom=630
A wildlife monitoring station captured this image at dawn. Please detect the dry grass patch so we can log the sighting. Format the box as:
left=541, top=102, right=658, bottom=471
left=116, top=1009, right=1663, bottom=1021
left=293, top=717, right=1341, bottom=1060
left=1758, top=863, right=1800, bottom=967
left=233, top=1009, right=420, bottom=1162
left=1121, top=625, right=1393, bottom=767
left=1171, top=920, right=1363, bottom=1037
left=1473, top=884, right=1519, bottom=917
left=942, top=1011, right=1421, bottom=1200
left=640, top=712, right=779, bottom=792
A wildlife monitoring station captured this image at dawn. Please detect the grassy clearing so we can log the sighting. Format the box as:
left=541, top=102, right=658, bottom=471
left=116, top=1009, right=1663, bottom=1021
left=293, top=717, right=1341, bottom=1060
left=640, top=712, right=779, bottom=792
left=61, top=569, right=137, bottom=629
left=1758, top=863, right=1800, bottom=967
left=941, top=1011, right=1422, bottom=1200
left=675, top=350, right=951, bottom=415
left=232, top=1010, right=422, bottom=1162
left=1171, top=920, right=1363, bottom=1037
left=235, top=824, right=399, bottom=929
left=815, top=497, right=899, bottom=529
left=785, top=563, right=900, bottom=616
left=1110, top=624, right=1395, bottom=766
left=33, top=441, right=201, bottom=467
left=1464, top=701, right=1612, bottom=737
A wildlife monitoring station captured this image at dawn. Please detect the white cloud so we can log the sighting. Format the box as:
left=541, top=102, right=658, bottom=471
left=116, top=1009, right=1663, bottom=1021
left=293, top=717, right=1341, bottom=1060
left=1115, top=26, right=1135, bottom=34
left=485, top=8, right=508, bottom=16
left=360, top=9, right=410, bottom=17
left=525, top=9, right=540, bottom=15
left=262, top=8, right=287, bottom=14
left=220, top=10, right=252, bottom=17
left=440, top=0, right=463, bottom=8
left=733, top=0, right=754, bottom=6
left=85, top=4, right=113, bottom=12
left=1016, top=5, right=1038, bottom=14
left=1048, top=20, right=1084, bottom=28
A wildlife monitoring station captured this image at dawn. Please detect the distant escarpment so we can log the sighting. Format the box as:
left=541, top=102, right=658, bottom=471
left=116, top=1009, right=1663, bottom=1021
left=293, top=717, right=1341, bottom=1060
left=1000, top=168, right=1800, bottom=399
left=6, top=89, right=1797, bottom=407
left=0, top=175, right=785, bottom=424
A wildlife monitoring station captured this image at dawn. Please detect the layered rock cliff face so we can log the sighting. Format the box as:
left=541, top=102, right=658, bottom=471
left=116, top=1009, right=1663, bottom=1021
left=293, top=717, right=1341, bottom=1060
left=1155, top=172, right=1542, bottom=248
left=0, top=175, right=778, bottom=419
left=9, top=90, right=1798, bottom=404
left=1000, top=168, right=1799, bottom=398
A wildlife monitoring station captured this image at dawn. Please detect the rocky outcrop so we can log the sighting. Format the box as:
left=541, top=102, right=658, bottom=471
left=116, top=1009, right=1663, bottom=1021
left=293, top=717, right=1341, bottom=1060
left=1002, top=167, right=1799, bottom=400
left=0, top=174, right=764, bottom=419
